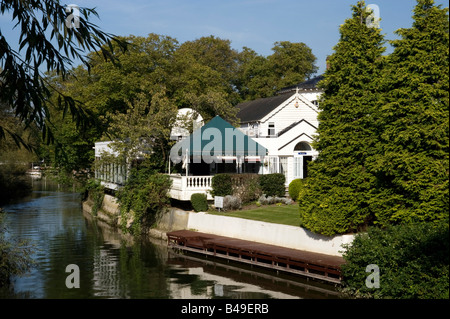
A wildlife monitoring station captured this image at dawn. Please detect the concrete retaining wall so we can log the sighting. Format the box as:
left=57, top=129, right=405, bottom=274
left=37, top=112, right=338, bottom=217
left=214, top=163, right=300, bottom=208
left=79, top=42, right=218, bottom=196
left=187, top=212, right=354, bottom=257
left=82, top=194, right=120, bottom=226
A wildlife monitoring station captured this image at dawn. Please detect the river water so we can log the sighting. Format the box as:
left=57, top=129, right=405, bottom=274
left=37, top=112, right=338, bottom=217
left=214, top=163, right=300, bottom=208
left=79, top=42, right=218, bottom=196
left=0, top=178, right=341, bottom=299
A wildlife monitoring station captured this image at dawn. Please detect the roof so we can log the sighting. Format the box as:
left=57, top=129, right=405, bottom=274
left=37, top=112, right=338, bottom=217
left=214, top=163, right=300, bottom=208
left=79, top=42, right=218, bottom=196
left=235, top=75, right=324, bottom=123
left=171, top=116, right=267, bottom=159
left=276, top=75, right=324, bottom=94
left=236, top=92, right=293, bottom=123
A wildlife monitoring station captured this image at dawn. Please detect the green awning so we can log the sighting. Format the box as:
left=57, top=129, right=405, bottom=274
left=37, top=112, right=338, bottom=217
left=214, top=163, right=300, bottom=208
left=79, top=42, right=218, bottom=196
left=171, top=116, right=267, bottom=159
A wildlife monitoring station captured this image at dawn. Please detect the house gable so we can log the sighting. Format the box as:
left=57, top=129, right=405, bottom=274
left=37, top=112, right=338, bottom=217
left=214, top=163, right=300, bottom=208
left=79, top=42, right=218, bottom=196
left=260, top=91, right=319, bottom=124
left=254, top=91, right=319, bottom=137
left=278, top=133, right=314, bottom=152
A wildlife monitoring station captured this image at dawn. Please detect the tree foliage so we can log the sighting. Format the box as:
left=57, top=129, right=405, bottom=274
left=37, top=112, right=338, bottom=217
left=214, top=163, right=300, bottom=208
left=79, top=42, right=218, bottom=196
left=298, top=1, right=386, bottom=235
left=0, top=0, right=126, bottom=146
left=369, top=0, right=449, bottom=226
left=299, top=0, right=448, bottom=236
left=38, top=33, right=317, bottom=171
left=106, top=90, right=178, bottom=171
left=237, top=42, right=318, bottom=100
left=116, top=165, right=172, bottom=236
left=0, top=103, right=39, bottom=204
left=341, top=221, right=449, bottom=299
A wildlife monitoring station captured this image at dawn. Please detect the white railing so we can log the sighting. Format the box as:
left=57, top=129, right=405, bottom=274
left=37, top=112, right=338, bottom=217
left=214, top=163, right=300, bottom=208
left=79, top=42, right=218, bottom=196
left=185, top=176, right=212, bottom=189
left=168, top=175, right=213, bottom=201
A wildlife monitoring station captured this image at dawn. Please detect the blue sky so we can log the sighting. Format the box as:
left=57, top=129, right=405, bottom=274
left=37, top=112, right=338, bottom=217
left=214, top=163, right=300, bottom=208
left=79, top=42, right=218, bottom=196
left=1, top=0, right=449, bottom=74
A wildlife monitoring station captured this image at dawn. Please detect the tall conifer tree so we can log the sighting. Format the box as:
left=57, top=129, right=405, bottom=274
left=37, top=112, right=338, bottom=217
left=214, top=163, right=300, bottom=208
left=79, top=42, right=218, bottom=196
left=370, top=0, right=449, bottom=225
left=298, top=1, right=386, bottom=235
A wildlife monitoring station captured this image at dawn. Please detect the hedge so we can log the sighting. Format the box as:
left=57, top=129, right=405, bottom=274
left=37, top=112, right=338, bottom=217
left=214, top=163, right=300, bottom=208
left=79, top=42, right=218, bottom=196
left=211, top=173, right=232, bottom=197
left=259, top=173, right=285, bottom=197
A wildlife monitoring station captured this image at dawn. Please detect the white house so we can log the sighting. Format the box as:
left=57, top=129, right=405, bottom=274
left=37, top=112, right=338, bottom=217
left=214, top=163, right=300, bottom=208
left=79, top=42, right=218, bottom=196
left=94, top=75, right=324, bottom=200
left=236, top=75, right=323, bottom=186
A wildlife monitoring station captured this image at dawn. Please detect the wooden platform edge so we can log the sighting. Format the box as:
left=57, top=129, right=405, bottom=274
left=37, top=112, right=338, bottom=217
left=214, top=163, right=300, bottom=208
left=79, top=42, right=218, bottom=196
left=167, top=230, right=343, bottom=285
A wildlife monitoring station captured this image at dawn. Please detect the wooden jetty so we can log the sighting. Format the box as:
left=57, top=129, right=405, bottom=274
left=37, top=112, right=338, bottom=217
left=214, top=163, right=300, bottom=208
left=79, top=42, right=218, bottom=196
left=167, top=230, right=345, bottom=284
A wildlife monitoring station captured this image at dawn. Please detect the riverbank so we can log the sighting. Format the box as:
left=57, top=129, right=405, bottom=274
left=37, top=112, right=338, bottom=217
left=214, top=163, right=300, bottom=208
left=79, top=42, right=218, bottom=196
left=82, top=193, right=354, bottom=257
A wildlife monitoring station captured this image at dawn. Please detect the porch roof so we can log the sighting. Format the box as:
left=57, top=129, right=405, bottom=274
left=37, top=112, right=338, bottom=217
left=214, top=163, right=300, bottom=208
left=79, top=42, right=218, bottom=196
left=174, top=116, right=267, bottom=157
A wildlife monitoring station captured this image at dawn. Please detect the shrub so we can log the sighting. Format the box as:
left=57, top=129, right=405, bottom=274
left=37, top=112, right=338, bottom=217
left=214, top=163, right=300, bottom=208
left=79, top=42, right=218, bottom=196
left=258, top=194, right=293, bottom=206
left=0, top=213, right=35, bottom=286
left=84, top=178, right=104, bottom=216
left=340, top=221, right=449, bottom=299
left=288, top=179, right=303, bottom=201
left=117, top=167, right=172, bottom=235
left=211, top=173, right=232, bottom=197
left=191, top=193, right=208, bottom=212
left=231, top=174, right=262, bottom=203
left=281, top=197, right=293, bottom=205
left=259, top=173, right=285, bottom=197
left=223, top=195, right=242, bottom=211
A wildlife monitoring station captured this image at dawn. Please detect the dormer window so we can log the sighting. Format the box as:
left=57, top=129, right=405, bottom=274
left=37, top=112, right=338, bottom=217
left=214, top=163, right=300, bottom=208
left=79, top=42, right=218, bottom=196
left=268, top=122, right=275, bottom=136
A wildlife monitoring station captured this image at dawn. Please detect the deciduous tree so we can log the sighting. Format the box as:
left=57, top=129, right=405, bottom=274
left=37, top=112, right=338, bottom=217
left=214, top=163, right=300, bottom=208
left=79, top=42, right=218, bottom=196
left=238, top=41, right=318, bottom=100
left=0, top=0, right=125, bottom=146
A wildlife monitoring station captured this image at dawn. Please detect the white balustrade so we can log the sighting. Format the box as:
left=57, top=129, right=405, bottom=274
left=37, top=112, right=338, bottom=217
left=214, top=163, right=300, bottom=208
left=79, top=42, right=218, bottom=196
left=168, top=175, right=213, bottom=201
left=186, top=176, right=212, bottom=189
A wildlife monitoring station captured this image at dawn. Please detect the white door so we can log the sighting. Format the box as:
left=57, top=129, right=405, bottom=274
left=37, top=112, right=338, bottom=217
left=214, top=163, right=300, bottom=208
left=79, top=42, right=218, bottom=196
left=293, top=156, right=304, bottom=179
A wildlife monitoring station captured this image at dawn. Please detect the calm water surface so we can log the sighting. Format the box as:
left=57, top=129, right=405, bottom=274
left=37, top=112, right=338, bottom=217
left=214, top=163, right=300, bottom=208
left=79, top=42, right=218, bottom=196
left=0, top=178, right=341, bottom=299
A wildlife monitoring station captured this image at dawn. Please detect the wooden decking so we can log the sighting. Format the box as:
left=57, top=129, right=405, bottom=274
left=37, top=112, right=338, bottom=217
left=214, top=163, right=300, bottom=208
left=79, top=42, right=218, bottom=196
left=167, top=230, right=345, bottom=284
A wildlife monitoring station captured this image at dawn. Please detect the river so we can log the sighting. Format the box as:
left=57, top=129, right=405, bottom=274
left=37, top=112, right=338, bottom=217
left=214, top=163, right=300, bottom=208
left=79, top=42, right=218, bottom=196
left=0, top=177, right=342, bottom=299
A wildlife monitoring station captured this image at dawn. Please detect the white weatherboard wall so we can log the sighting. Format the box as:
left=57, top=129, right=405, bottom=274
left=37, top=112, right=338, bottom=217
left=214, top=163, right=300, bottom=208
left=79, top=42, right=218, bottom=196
left=187, top=212, right=354, bottom=257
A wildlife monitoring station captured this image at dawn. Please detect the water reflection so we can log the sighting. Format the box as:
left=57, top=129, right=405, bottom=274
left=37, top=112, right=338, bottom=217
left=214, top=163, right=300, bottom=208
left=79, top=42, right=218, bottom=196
left=0, top=178, right=341, bottom=299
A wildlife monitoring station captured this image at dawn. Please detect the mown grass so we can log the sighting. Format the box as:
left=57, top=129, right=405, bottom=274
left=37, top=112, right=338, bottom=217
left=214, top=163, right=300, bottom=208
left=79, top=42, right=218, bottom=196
left=207, top=203, right=300, bottom=227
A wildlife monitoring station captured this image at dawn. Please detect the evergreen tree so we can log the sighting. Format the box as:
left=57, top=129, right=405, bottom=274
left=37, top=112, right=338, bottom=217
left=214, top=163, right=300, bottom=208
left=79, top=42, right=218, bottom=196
left=298, top=1, right=386, bottom=235
left=369, top=0, right=449, bottom=226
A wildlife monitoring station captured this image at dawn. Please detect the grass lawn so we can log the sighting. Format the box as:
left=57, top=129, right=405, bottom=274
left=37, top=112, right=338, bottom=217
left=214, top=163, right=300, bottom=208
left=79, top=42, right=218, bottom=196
left=207, top=203, right=300, bottom=227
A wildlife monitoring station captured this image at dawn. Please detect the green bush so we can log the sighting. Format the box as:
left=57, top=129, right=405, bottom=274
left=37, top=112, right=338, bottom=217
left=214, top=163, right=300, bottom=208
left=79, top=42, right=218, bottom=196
left=298, top=180, right=370, bottom=236
left=259, top=173, right=285, bottom=197
left=340, top=221, right=449, bottom=299
left=191, top=193, right=208, bottom=212
left=117, top=167, right=172, bottom=235
left=84, top=178, right=104, bottom=216
left=211, top=173, right=232, bottom=197
left=288, top=179, right=303, bottom=201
